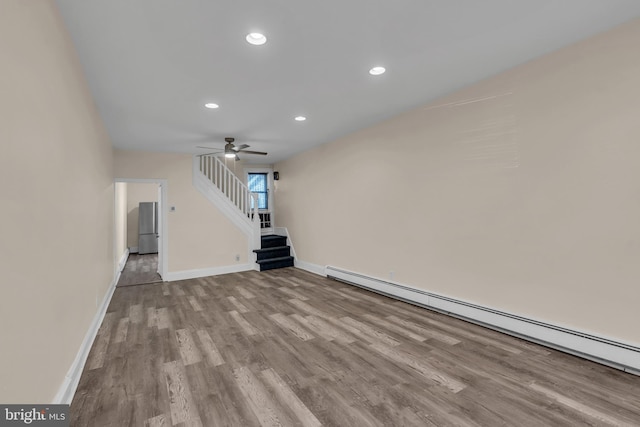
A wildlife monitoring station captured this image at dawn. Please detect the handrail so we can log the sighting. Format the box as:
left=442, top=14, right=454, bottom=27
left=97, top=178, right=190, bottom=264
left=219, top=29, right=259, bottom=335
left=197, top=154, right=261, bottom=251
left=199, top=154, right=253, bottom=217
left=250, top=193, right=261, bottom=251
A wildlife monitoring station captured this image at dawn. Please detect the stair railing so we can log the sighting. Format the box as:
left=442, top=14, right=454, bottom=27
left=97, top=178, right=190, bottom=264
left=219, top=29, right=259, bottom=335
left=198, top=154, right=261, bottom=251
left=250, top=193, right=261, bottom=251
left=199, top=154, right=253, bottom=216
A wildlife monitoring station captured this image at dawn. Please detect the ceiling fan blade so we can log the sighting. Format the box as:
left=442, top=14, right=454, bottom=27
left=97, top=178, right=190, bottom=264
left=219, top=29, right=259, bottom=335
left=234, top=144, right=250, bottom=151
left=196, top=146, right=223, bottom=151
left=196, top=151, right=222, bottom=157
left=238, top=150, right=267, bottom=155
left=235, top=155, right=240, bottom=161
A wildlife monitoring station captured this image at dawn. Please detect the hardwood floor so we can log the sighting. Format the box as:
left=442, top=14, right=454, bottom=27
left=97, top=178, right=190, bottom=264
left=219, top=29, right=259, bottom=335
left=72, top=268, right=640, bottom=426
left=117, top=253, right=162, bottom=287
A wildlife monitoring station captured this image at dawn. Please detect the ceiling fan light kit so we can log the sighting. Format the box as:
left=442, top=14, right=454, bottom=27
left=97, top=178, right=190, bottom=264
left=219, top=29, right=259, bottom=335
left=198, top=137, right=268, bottom=161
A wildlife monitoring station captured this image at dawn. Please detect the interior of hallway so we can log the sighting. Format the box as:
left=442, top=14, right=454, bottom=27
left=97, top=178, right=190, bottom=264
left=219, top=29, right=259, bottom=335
left=116, top=253, right=163, bottom=287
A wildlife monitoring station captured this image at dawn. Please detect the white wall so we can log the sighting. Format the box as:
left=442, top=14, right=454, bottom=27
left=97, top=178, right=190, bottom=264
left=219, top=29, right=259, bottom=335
left=274, top=18, right=640, bottom=345
left=114, top=182, right=128, bottom=262
left=0, top=1, right=115, bottom=403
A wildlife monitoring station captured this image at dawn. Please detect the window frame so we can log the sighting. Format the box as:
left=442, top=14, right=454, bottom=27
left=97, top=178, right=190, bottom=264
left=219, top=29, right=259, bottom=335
left=247, top=172, right=269, bottom=210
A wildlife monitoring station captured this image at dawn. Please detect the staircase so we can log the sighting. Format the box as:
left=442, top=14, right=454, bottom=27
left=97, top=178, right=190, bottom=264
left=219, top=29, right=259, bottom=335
left=193, top=155, right=295, bottom=271
left=254, top=235, right=294, bottom=271
left=193, top=154, right=261, bottom=251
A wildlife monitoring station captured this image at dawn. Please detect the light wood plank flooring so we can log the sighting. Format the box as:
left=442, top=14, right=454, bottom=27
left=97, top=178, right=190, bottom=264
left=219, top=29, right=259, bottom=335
left=72, top=268, right=640, bottom=426
left=117, top=253, right=163, bottom=287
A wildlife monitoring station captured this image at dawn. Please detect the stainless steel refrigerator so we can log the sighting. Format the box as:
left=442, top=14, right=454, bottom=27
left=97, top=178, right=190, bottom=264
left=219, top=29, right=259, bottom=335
left=138, top=202, right=158, bottom=254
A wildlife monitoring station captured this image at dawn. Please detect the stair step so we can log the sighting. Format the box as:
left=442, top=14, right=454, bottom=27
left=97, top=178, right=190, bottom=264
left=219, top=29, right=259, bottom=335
left=256, top=256, right=294, bottom=271
left=261, top=234, right=287, bottom=248
left=253, top=246, right=291, bottom=261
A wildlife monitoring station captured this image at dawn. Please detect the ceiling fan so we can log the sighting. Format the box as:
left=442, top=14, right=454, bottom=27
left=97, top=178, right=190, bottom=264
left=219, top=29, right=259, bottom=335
left=197, top=137, right=267, bottom=161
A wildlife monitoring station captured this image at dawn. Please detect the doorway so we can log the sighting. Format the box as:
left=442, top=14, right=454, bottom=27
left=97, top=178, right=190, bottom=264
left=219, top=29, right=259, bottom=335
left=117, top=253, right=162, bottom=287
left=114, top=178, right=168, bottom=285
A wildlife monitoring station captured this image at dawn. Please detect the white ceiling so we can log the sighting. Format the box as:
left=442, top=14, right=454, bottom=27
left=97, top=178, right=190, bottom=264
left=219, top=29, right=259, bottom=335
left=55, top=0, right=640, bottom=164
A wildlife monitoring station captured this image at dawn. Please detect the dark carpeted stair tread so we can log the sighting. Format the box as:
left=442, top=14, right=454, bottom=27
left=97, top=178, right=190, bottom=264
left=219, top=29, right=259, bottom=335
left=256, top=235, right=292, bottom=270
left=254, top=246, right=291, bottom=261
left=257, top=256, right=295, bottom=271
left=261, top=235, right=288, bottom=248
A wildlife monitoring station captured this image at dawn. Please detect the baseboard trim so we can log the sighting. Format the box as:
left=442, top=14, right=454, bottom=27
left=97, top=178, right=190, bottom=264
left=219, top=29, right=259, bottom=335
left=117, top=249, right=130, bottom=273
left=129, top=246, right=139, bottom=254
left=164, top=263, right=253, bottom=282
left=295, top=260, right=326, bottom=277
left=53, top=275, right=119, bottom=404
left=325, top=265, right=640, bottom=375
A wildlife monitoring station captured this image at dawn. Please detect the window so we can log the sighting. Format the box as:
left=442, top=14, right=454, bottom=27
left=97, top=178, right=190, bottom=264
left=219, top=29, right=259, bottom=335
left=248, top=173, right=268, bottom=210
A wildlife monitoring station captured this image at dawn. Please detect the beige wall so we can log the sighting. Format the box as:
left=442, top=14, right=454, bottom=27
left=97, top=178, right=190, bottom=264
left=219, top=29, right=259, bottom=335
left=275, top=19, right=640, bottom=345
left=114, top=150, right=249, bottom=271
left=115, top=182, right=128, bottom=262
left=0, top=1, right=115, bottom=403
left=126, top=183, right=158, bottom=249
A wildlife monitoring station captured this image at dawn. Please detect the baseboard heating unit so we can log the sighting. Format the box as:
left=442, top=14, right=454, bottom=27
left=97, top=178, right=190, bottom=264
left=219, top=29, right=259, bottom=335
left=325, top=266, right=640, bottom=376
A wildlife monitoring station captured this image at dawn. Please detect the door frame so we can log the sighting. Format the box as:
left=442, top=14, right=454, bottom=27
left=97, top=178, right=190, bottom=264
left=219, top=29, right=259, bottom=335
left=114, top=178, right=168, bottom=280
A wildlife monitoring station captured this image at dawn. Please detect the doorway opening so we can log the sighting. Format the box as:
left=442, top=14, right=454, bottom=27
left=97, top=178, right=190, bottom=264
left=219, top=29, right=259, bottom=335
left=117, top=253, right=162, bottom=287
left=114, top=178, right=168, bottom=286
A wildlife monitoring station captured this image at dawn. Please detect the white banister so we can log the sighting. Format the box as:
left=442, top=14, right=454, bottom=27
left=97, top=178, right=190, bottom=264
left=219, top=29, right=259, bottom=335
left=195, top=154, right=262, bottom=251
left=197, top=154, right=254, bottom=217
left=223, top=168, right=227, bottom=197
left=251, top=193, right=261, bottom=250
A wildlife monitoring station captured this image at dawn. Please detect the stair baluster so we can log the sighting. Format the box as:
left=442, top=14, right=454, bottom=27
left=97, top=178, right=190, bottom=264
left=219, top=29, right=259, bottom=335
left=195, top=154, right=261, bottom=252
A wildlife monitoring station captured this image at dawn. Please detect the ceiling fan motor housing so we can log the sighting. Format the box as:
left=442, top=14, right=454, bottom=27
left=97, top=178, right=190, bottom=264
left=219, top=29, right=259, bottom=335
left=199, top=137, right=266, bottom=157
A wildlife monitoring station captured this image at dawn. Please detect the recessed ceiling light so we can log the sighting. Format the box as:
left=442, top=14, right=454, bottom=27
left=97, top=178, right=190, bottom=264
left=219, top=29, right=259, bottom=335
left=204, top=103, right=219, bottom=109
left=294, top=116, right=306, bottom=121
left=369, top=66, right=386, bottom=76
left=246, top=32, right=267, bottom=46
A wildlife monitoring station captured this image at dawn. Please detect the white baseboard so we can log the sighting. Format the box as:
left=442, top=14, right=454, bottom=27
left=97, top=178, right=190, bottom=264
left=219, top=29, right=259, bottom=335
left=164, top=263, right=253, bottom=282
left=53, top=275, right=119, bottom=404
left=52, top=258, right=250, bottom=403
left=295, top=260, right=326, bottom=277
left=324, top=265, right=640, bottom=375
left=117, top=249, right=130, bottom=272
left=129, top=246, right=138, bottom=254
